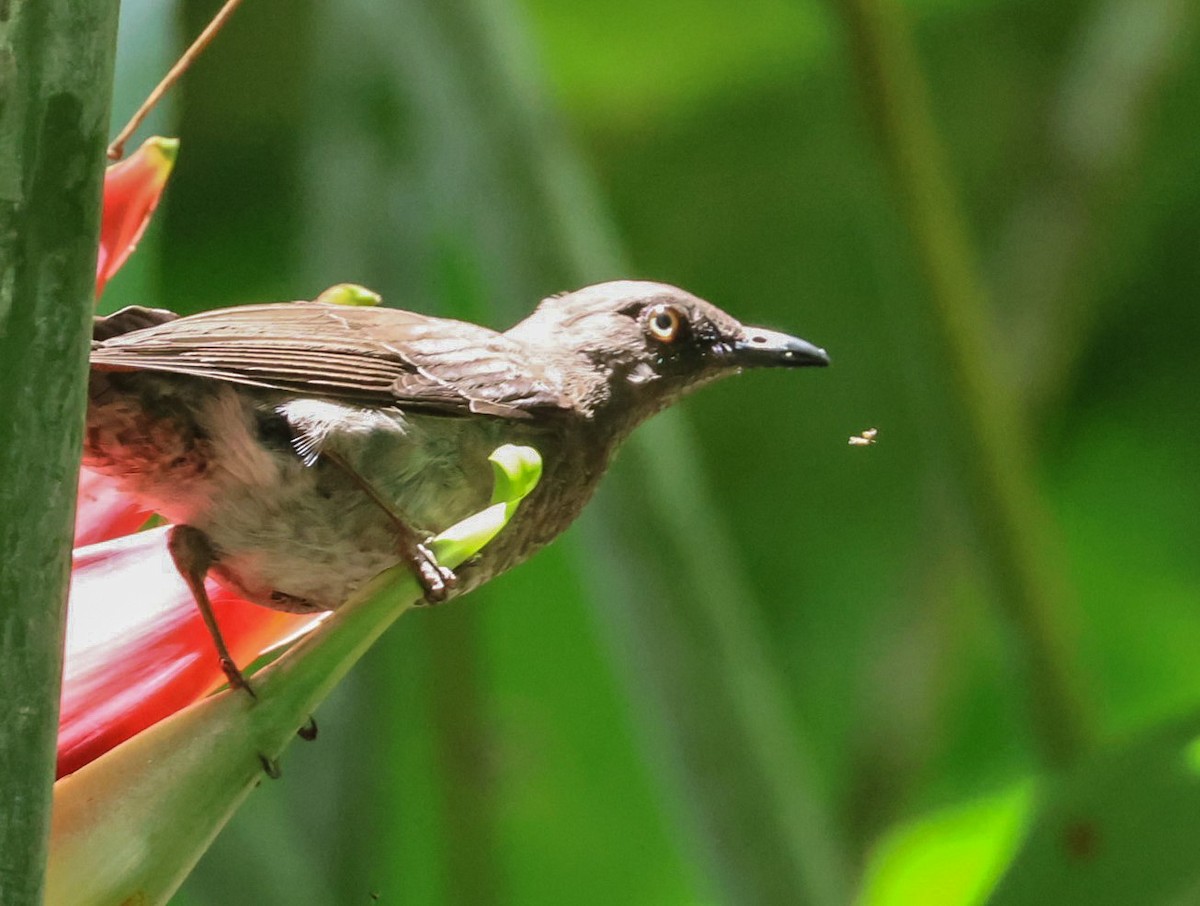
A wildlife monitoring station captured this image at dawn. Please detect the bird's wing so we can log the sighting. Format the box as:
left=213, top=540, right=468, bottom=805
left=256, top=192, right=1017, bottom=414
left=91, top=301, right=570, bottom=419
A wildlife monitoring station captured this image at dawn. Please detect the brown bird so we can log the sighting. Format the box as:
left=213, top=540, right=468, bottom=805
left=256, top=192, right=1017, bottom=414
left=86, top=280, right=828, bottom=689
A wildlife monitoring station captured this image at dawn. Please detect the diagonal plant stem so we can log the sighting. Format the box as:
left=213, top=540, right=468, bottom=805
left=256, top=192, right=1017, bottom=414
left=107, top=0, right=245, bottom=160
left=835, top=0, right=1091, bottom=768
left=0, top=1, right=121, bottom=901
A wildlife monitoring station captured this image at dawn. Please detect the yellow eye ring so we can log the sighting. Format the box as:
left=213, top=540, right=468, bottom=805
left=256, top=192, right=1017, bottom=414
left=646, top=304, right=682, bottom=343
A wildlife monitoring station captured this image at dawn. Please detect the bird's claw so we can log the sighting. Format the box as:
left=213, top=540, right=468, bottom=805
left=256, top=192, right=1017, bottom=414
left=221, top=657, right=258, bottom=701
left=413, top=542, right=457, bottom=605
left=297, top=716, right=319, bottom=741
left=258, top=754, right=282, bottom=780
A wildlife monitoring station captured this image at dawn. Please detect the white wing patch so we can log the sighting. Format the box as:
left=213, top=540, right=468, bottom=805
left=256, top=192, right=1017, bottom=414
left=277, top=398, right=408, bottom=467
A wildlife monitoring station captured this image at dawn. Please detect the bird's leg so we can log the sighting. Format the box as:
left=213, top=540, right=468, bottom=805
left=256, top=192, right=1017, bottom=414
left=168, top=525, right=316, bottom=765
left=321, top=450, right=457, bottom=604
left=166, top=524, right=257, bottom=700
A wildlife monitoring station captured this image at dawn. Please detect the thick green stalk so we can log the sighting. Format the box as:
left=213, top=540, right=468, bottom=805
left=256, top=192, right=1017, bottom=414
left=835, top=0, right=1090, bottom=768
left=0, top=1, right=120, bottom=901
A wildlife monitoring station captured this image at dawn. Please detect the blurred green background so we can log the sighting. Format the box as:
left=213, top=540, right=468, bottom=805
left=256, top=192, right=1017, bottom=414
left=103, top=0, right=1200, bottom=902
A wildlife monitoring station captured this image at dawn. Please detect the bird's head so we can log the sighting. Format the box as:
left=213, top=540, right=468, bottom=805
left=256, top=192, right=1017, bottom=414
left=505, top=280, right=829, bottom=422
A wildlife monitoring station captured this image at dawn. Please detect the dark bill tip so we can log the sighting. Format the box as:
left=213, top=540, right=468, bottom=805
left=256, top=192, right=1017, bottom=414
left=734, top=327, right=830, bottom=368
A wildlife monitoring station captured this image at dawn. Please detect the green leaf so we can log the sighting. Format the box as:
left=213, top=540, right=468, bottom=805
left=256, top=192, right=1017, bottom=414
left=488, top=443, right=544, bottom=508
left=859, top=784, right=1034, bottom=906
left=431, top=445, right=542, bottom=564
left=313, top=282, right=383, bottom=307
left=45, top=445, right=541, bottom=906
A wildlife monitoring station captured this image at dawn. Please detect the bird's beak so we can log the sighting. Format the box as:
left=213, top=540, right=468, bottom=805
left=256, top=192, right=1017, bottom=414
left=733, top=327, right=830, bottom=368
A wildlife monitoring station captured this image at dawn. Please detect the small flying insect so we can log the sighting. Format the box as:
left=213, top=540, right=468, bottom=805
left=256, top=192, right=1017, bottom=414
left=848, top=427, right=878, bottom=447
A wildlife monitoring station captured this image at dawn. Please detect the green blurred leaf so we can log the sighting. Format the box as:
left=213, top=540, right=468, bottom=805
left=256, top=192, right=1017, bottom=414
left=860, top=784, right=1033, bottom=906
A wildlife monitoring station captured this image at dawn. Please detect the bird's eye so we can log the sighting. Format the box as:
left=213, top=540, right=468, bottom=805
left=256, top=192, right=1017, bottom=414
left=645, top=304, right=683, bottom=343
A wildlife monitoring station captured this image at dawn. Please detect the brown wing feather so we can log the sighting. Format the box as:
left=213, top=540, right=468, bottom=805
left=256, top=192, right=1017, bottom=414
left=91, top=301, right=570, bottom=418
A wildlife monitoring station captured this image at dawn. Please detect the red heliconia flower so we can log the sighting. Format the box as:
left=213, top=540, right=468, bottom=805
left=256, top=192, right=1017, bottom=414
left=59, top=137, right=319, bottom=778
left=95, top=136, right=178, bottom=297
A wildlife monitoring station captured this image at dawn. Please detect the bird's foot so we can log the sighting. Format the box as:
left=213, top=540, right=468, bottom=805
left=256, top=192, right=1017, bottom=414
left=319, top=451, right=459, bottom=604
left=410, top=541, right=457, bottom=605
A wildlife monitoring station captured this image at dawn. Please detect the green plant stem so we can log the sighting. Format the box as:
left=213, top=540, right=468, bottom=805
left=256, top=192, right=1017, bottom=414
left=835, top=0, right=1090, bottom=768
left=0, top=2, right=120, bottom=902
